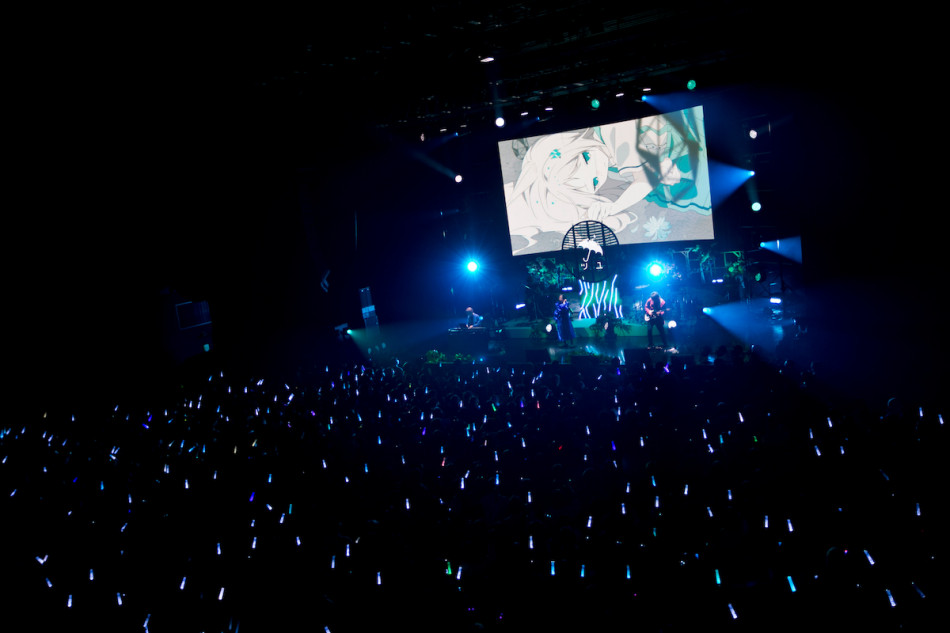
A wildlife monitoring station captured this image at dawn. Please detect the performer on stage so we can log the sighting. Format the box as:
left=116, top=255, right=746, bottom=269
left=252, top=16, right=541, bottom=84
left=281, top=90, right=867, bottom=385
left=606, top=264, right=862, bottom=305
left=644, top=291, right=668, bottom=349
left=554, top=294, right=576, bottom=347
left=465, top=307, right=484, bottom=329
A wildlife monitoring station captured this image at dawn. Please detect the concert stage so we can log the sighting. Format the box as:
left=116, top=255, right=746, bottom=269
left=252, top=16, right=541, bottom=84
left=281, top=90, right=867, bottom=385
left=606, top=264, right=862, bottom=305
left=349, top=312, right=788, bottom=369
left=454, top=317, right=692, bottom=367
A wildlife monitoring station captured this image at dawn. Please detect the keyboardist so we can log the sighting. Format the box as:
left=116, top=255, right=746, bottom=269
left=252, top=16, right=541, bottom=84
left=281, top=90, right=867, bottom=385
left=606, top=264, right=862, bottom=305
left=465, top=307, right=484, bottom=329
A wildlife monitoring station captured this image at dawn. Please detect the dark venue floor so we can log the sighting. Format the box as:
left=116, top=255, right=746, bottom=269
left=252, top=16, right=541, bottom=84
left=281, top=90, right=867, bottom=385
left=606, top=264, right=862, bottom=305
left=4, top=316, right=946, bottom=631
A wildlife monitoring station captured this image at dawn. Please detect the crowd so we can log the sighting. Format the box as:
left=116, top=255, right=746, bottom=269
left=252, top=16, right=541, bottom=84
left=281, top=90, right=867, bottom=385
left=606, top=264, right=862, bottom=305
left=1, top=342, right=943, bottom=632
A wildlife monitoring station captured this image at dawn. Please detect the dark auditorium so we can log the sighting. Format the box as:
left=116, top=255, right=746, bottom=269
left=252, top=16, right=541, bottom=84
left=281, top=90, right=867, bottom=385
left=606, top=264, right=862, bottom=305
left=7, top=4, right=945, bottom=632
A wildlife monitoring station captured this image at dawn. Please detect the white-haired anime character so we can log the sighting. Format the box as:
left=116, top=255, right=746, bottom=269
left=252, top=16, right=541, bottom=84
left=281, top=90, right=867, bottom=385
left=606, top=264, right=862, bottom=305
left=501, top=106, right=711, bottom=256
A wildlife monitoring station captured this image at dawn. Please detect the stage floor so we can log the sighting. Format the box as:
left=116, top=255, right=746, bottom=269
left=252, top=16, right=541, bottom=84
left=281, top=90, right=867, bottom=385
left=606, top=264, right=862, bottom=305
left=350, top=314, right=789, bottom=368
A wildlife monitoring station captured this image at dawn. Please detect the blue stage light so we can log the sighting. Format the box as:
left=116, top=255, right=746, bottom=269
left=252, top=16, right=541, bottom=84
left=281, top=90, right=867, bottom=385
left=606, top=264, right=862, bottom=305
left=648, top=262, right=664, bottom=277
left=467, top=261, right=478, bottom=272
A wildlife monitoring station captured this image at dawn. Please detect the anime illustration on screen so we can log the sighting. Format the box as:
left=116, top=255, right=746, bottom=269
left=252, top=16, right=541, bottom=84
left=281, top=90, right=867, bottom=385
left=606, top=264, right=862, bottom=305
left=498, top=105, right=713, bottom=256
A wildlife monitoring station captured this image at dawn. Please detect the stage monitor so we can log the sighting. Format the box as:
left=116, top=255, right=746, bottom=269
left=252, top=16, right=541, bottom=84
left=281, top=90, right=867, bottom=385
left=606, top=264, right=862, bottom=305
left=498, top=105, right=713, bottom=257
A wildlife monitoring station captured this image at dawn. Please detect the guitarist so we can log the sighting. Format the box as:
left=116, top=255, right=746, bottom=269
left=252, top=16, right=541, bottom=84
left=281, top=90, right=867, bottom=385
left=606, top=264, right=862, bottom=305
left=644, top=291, right=668, bottom=350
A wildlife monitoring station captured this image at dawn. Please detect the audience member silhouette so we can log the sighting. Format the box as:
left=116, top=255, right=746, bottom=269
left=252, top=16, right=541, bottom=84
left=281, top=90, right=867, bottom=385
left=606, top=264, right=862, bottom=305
left=1, top=344, right=942, bottom=632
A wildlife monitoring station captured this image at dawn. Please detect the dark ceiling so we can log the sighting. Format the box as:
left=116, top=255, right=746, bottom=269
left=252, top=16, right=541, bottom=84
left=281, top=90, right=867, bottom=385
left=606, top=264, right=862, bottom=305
left=213, top=2, right=829, bottom=142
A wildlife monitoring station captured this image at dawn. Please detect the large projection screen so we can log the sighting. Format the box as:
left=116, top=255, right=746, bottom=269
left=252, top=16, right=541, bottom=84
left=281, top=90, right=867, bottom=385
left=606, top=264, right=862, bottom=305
left=498, top=105, right=713, bottom=257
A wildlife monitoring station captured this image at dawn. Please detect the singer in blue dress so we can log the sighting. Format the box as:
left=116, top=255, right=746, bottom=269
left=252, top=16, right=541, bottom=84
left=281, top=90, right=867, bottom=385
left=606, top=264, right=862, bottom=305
left=554, top=294, right=576, bottom=347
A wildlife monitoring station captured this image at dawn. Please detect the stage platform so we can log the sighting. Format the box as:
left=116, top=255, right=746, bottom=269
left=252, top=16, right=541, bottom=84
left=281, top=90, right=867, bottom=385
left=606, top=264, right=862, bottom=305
left=350, top=315, right=773, bottom=369
left=477, top=317, right=688, bottom=367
